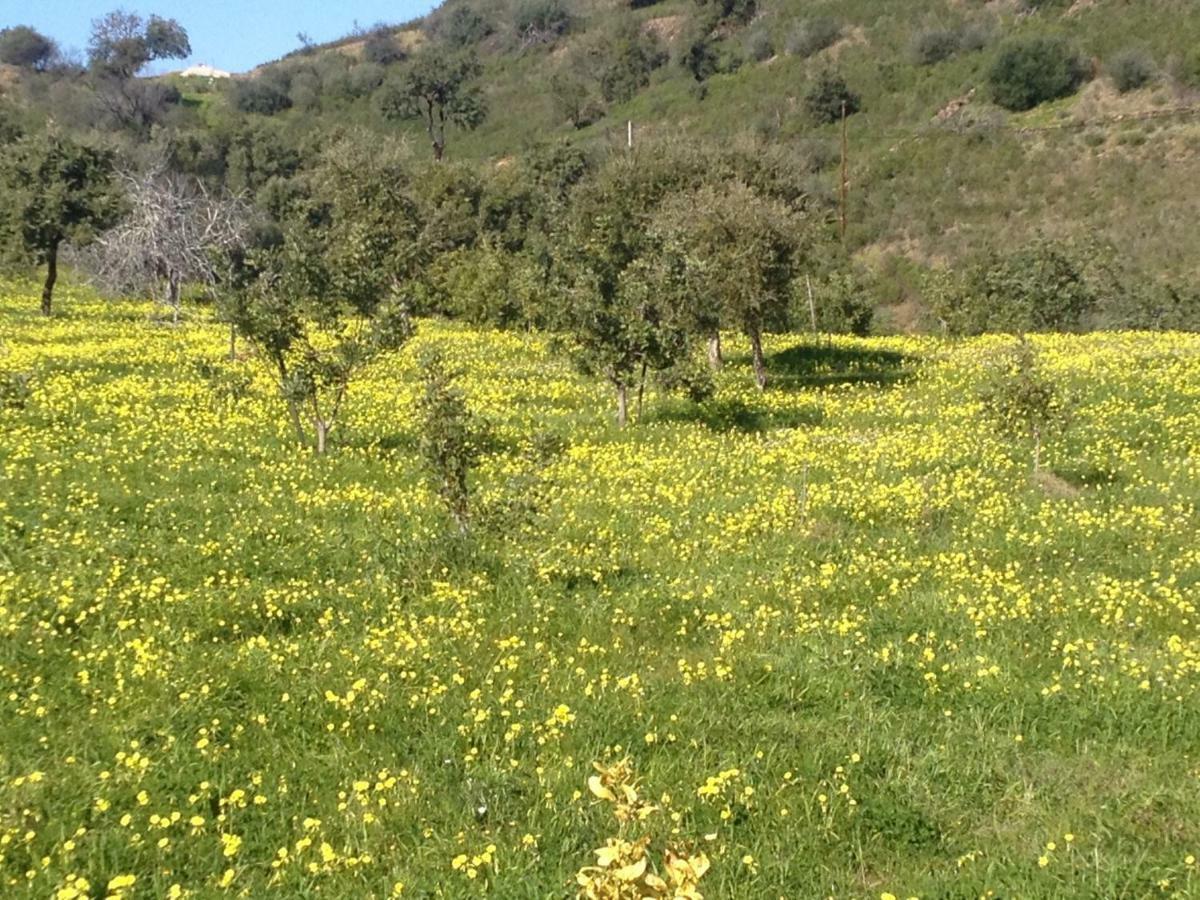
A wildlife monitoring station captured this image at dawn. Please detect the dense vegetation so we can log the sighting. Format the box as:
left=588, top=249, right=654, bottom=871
left=3, top=0, right=1200, bottom=317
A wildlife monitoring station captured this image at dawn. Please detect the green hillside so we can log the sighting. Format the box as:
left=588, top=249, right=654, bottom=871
left=2, top=0, right=1200, bottom=325
left=242, top=0, right=1200, bottom=303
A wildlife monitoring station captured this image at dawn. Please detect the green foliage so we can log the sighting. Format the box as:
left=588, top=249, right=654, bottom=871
left=785, top=17, right=842, bottom=59
left=223, top=138, right=419, bottom=453
left=0, top=368, right=32, bottom=411
left=1108, top=49, right=1156, bottom=93
left=988, top=35, right=1089, bottom=111
left=513, top=0, right=572, bottom=44
left=231, top=74, right=293, bottom=115
left=362, top=31, right=407, bottom=66
left=679, top=20, right=719, bottom=84
left=801, top=270, right=876, bottom=337
left=87, top=11, right=190, bottom=78
left=0, top=26, right=56, bottom=71
left=0, top=128, right=119, bottom=314
left=376, top=53, right=486, bottom=160
left=597, top=21, right=667, bottom=104
left=433, top=5, right=494, bottom=49
left=928, top=239, right=1096, bottom=335
left=695, top=0, right=757, bottom=27
left=911, top=27, right=959, bottom=66
left=804, top=71, right=861, bottom=125
left=417, top=350, right=487, bottom=533
left=978, top=338, right=1071, bottom=472
left=652, top=180, right=811, bottom=388
left=1099, top=280, right=1200, bottom=332
left=423, top=244, right=547, bottom=327
left=744, top=26, right=775, bottom=63
left=558, top=149, right=718, bottom=423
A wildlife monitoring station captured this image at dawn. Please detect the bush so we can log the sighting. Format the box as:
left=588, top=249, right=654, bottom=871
left=744, top=26, right=775, bottom=63
left=0, top=25, right=56, bottom=71
left=978, top=338, right=1071, bottom=473
left=928, top=239, right=1096, bottom=335
left=988, top=35, right=1088, bottom=111
left=231, top=75, right=293, bottom=115
left=1108, top=49, right=1156, bottom=93
left=912, top=28, right=959, bottom=66
left=363, top=31, right=406, bottom=66
left=957, top=23, right=991, bottom=54
left=785, top=17, right=841, bottom=59
left=514, top=0, right=571, bottom=43
left=417, top=351, right=487, bottom=533
left=804, top=71, right=861, bottom=124
left=435, top=6, right=493, bottom=49
left=1176, top=48, right=1200, bottom=89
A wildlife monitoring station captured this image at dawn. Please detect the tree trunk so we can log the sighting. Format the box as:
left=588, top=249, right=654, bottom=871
left=229, top=324, right=237, bottom=361
left=615, top=384, right=628, bottom=429
left=1032, top=426, right=1042, bottom=474
left=707, top=333, right=723, bottom=370
left=168, top=275, right=181, bottom=326
left=636, top=359, right=648, bottom=421
left=41, top=240, right=59, bottom=317
left=287, top=400, right=306, bottom=447
left=432, top=139, right=445, bottom=162
left=315, top=419, right=329, bottom=455
left=749, top=329, right=767, bottom=391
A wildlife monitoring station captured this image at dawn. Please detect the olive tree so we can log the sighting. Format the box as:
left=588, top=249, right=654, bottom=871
left=557, top=149, right=711, bottom=425
left=222, top=138, right=419, bottom=453
left=654, top=181, right=810, bottom=389
left=376, top=53, right=487, bottom=161
left=0, top=26, right=57, bottom=71
left=86, top=11, right=191, bottom=132
left=0, top=128, right=119, bottom=316
left=978, top=338, right=1071, bottom=474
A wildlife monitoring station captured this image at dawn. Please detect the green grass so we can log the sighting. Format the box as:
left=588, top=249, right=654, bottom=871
left=1, top=286, right=1199, bottom=897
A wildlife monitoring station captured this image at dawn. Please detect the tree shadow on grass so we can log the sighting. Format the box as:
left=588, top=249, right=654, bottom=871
left=650, top=397, right=825, bottom=433
left=763, top=343, right=918, bottom=389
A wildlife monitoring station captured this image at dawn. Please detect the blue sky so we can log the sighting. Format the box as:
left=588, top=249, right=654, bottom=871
left=9, top=1, right=440, bottom=73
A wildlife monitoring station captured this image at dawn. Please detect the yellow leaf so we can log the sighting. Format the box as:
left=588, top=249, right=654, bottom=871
left=614, top=856, right=648, bottom=882
left=587, top=775, right=616, bottom=802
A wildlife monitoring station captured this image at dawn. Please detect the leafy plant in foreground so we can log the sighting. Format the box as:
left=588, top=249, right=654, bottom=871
left=979, top=338, right=1071, bottom=474
left=417, top=351, right=487, bottom=534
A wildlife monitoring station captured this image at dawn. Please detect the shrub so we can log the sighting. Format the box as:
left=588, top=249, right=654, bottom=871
left=957, top=23, right=991, bottom=54
left=744, top=26, right=775, bottom=63
left=928, top=239, right=1096, bottom=335
left=231, top=75, right=293, bottom=115
left=988, top=35, right=1088, bottom=111
left=912, top=28, right=959, bottom=66
left=435, top=6, right=493, bottom=49
left=417, top=351, right=487, bottom=534
left=785, top=17, right=842, bottom=59
left=1108, top=49, right=1156, bottom=93
left=978, top=338, right=1071, bottom=473
left=804, top=71, right=861, bottom=124
left=514, top=0, right=571, bottom=44
left=363, top=31, right=406, bottom=66
left=0, top=25, right=56, bottom=70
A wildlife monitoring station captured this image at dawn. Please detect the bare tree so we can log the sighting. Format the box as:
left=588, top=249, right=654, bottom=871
left=80, top=162, right=250, bottom=324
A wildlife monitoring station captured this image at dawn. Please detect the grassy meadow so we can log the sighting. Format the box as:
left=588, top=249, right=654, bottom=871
left=1, top=286, right=1199, bottom=898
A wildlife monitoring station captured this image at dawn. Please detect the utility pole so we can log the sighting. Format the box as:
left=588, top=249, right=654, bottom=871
left=839, top=101, right=849, bottom=243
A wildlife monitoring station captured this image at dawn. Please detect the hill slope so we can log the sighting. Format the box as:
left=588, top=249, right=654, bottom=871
left=4, top=0, right=1200, bottom=317
left=241, top=0, right=1200, bottom=302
